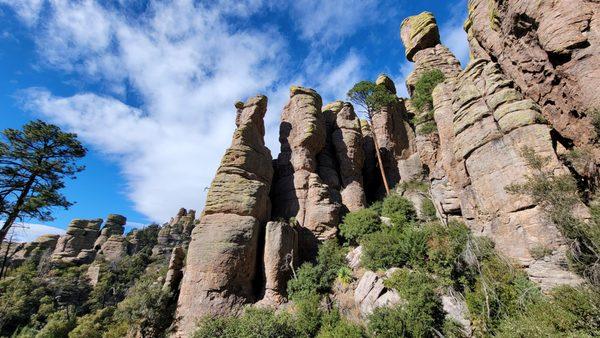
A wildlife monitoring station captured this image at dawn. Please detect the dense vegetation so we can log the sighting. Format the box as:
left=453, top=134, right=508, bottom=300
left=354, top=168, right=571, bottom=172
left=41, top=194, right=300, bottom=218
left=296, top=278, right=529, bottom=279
left=0, top=224, right=178, bottom=338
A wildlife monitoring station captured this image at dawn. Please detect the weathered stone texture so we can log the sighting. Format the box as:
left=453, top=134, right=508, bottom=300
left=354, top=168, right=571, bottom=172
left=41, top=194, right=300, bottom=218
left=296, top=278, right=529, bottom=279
left=272, top=87, right=340, bottom=260
left=400, top=12, right=441, bottom=62
left=152, top=208, right=196, bottom=258
left=94, top=214, right=126, bottom=250
left=10, top=234, right=60, bottom=265
left=175, top=95, right=273, bottom=337
left=52, top=219, right=102, bottom=264
left=465, top=0, right=600, bottom=159
left=163, top=246, right=185, bottom=292
left=259, top=221, right=298, bottom=305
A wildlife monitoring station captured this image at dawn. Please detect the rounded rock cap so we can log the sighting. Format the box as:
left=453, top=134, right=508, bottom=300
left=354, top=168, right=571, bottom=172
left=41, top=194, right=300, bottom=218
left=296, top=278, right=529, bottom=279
left=375, top=74, right=397, bottom=94
left=400, top=12, right=441, bottom=62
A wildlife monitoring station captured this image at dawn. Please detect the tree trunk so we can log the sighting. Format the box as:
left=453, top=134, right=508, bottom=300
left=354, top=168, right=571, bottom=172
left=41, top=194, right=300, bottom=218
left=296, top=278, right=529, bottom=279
left=367, top=119, right=391, bottom=196
left=0, top=234, right=13, bottom=279
left=0, top=175, right=36, bottom=245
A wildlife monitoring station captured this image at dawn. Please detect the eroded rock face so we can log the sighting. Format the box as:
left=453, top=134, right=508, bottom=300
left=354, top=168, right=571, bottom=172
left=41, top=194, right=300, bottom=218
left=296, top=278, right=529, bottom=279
left=434, top=59, right=583, bottom=289
left=259, top=221, right=298, bottom=305
left=465, top=0, right=600, bottom=167
left=163, top=246, right=185, bottom=292
left=93, top=214, right=126, bottom=250
left=152, top=208, right=196, bottom=258
left=272, top=87, right=340, bottom=260
left=175, top=95, right=273, bottom=337
left=52, top=219, right=102, bottom=264
left=10, top=234, right=60, bottom=266
left=96, top=235, right=127, bottom=263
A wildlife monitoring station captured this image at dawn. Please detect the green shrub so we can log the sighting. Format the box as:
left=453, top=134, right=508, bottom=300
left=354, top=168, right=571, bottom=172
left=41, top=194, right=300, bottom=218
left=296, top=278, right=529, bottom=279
left=336, top=266, right=353, bottom=285
left=317, top=309, right=366, bottom=338
left=361, top=226, right=428, bottom=271
left=288, top=241, right=347, bottom=299
left=417, top=120, right=438, bottom=134
left=424, top=221, right=470, bottom=286
left=193, top=307, right=297, bottom=338
left=496, top=285, right=600, bottom=337
left=382, top=269, right=445, bottom=337
left=421, top=198, right=437, bottom=221
left=529, top=245, right=552, bottom=260
left=339, top=208, right=382, bottom=245
left=412, top=69, right=445, bottom=113
left=381, top=195, right=417, bottom=228
left=35, top=309, right=76, bottom=338
left=294, top=292, right=324, bottom=337
left=69, top=307, right=114, bottom=338
left=443, top=319, right=467, bottom=338
left=368, top=200, right=383, bottom=215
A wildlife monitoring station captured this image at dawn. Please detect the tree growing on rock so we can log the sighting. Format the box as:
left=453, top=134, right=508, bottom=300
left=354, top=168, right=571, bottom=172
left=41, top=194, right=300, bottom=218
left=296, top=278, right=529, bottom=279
left=0, top=120, right=86, bottom=245
left=347, top=80, right=397, bottom=195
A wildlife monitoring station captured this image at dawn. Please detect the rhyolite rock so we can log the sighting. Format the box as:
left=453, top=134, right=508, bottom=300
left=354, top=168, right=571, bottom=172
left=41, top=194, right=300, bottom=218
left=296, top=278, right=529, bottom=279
left=10, top=234, right=60, bottom=266
left=96, top=235, right=127, bottom=263
left=259, top=221, right=298, bottom=305
left=465, top=0, right=600, bottom=180
left=400, top=12, right=441, bottom=62
left=93, top=214, right=126, bottom=250
left=152, top=208, right=196, bottom=258
left=175, top=95, right=273, bottom=337
left=163, top=246, right=185, bottom=292
left=272, top=86, right=340, bottom=260
left=52, top=219, right=102, bottom=264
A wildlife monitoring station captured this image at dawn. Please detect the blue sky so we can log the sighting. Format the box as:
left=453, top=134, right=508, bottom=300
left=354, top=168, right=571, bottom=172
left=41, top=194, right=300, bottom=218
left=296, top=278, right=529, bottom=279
left=0, top=0, right=469, bottom=238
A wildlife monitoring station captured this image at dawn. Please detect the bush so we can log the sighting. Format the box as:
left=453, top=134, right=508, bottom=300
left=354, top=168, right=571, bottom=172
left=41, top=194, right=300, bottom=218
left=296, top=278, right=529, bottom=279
left=294, top=292, right=324, bottom=337
left=317, top=309, right=366, bottom=338
left=69, top=307, right=114, bottom=338
left=368, top=200, right=383, bottom=215
left=339, top=208, right=382, bottom=245
left=382, top=269, right=445, bottom=337
left=381, top=195, right=417, bottom=228
left=425, top=221, right=470, bottom=286
left=412, top=69, right=445, bottom=113
left=421, top=198, right=437, bottom=221
left=193, top=308, right=297, bottom=338
left=361, top=226, right=428, bottom=271
left=496, top=285, right=600, bottom=337
left=35, top=309, right=76, bottom=338
left=288, top=241, right=347, bottom=299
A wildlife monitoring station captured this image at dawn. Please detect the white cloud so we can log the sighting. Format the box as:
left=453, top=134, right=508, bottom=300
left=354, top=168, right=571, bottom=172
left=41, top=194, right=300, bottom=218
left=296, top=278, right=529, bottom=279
left=15, top=0, right=286, bottom=222
left=3, top=222, right=66, bottom=243
left=0, top=0, right=44, bottom=26
left=290, top=0, right=382, bottom=47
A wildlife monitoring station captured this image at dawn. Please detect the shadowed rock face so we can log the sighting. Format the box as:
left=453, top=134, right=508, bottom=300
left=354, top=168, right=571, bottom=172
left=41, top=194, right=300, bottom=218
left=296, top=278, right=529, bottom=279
left=465, top=0, right=600, bottom=174
left=93, top=214, right=126, bottom=250
left=259, top=221, right=298, bottom=305
left=52, top=219, right=103, bottom=264
left=175, top=95, right=273, bottom=337
left=271, top=86, right=340, bottom=260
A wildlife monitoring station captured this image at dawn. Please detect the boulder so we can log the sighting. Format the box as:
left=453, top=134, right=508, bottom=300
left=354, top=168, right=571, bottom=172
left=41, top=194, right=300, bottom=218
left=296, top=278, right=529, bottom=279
left=93, top=214, right=126, bottom=250
left=10, top=234, right=60, bottom=265
left=175, top=95, right=273, bottom=337
left=400, top=12, right=441, bottom=62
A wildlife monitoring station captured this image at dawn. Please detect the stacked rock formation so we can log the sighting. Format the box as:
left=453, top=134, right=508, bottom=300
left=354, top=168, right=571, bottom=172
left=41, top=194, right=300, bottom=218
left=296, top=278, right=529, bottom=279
left=271, top=87, right=341, bottom=260
left=152, top=208, right=196, bottom=258
left=52, top=219, right=102, bottom=264
left=93, top=214, right=126, bottom=249
left=10, top=234, right=60, bottom=266
left=175, top=95, right=274, bottom=337
left=401, top=12, right=583, bottom=289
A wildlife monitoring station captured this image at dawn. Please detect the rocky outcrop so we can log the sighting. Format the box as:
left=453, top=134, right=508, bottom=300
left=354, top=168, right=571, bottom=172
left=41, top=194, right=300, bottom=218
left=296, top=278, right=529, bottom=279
left=163, top=246, right=185, bottom=292
left=96, top=235, right=127, bottom=262
left=435, top=59, right=583, bottom=289
left=52, top=219, right=102, bottom=264
left=93, top=214, right=126, bottom=250
left=323, top=101, right=367, bottom=211
left=272, top=87, right=340, bottom=260
left=10, top=234, right=60, bottom=266
left=175, top=95, right=273, bottom=337
left=354, top=270, right=402, bottom=317
left=465, top=0, right=600, bottom=188
left=152, top=208, right=196, bottom=258
left=259, top=221, right=298, bottom=305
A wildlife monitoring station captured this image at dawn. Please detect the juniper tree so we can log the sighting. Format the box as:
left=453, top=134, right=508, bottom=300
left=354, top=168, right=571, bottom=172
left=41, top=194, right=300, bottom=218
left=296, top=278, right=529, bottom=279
left=347, top=80, right=397, bottom=195
left=0, top=120, right=86, bottom=245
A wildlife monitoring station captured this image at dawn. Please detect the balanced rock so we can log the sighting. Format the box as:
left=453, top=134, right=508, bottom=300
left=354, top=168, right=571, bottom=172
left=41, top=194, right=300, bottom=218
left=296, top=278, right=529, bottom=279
left=52, top=219, right=102, bottom=264
left=400, top=12, right=441, bottom=61
left=175, top=95, right=273, bottom=337
left=93, top=214, right=126, bottom=250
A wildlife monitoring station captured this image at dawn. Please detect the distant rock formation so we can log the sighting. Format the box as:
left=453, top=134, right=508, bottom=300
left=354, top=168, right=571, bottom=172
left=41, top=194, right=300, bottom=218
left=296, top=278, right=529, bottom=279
left=152, top=208, right=196, bottom=258
left=10, top=234, right=60, bottom=266
left=94, top=214, right=126, bottom=251
left=163, top=246, right=185, bottom=292
left=175, top=95, right=274, bottom=337
left=52, top=219, right=102, bottom=264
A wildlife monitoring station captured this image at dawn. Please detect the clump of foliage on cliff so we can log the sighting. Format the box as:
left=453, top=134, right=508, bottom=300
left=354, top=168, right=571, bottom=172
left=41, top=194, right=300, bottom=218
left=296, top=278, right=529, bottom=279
left=411, top=69, right=444, bottom=135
